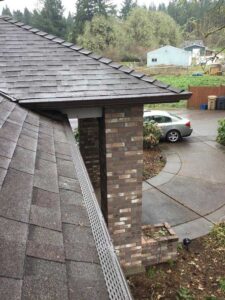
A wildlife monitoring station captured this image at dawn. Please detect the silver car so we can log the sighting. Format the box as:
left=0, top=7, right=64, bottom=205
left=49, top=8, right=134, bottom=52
left=144, top=110, right=193, bottom=142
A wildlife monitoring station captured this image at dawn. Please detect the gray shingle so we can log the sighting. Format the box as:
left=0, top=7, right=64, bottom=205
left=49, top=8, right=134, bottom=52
left=24, top=112, right=39, bottom=127
left=61, top=201, right=90, bottom=226
left=0, top=277, right=22, bottom=300
left=0, top=167, right=7, bottom=187
left=55, top=152, right=72, bottom=161
left=0, top=120, right=22, bottom=142
left=36, top=149, right=56, bottom=163
left=67, top=261, right=109, bottom=300
left=63, top=224, right=99, bottom=263
left=0, top=217, right=28, bottom=278
left=31, top=187, right=60, bottom=208
left=21, top=126, right=39, bottom=139
left=10, top=146, right=36, bottom=174
left=39, top=123, right=54, bottom=136
left=0, top=137, right=16, bottom=158
left=23, top=122, right=39, bottom=134
left=0, top=168, right=33, bottom=222
left=17, top=133, right=38, bottom=152
left=60, top=189, right=84, bottom=206
left=30, top=188, right=62, bottom=231
left=56, top=158, right=77, bottom=179
left=7, top=106, right=27, bottom=125
left=30, top=204, right=62, bottom=231
left=55, top=141, right=71, bottom=156
left=34, top=158, right=58, bottom=193
left=37, top=137, right=55, bottom=154
left=26, top=225, right=65, bottom=262
left=0, top=155, right=10, bottom=169
left=22, top=257, right=68, bottom=300
left=59, top=176, right=81, bottom=193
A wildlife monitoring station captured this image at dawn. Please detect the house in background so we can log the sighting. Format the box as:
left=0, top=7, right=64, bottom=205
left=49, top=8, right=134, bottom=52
left=183, top=40, right=206, bottom=60
left=147, top=45, right=192, bottom=67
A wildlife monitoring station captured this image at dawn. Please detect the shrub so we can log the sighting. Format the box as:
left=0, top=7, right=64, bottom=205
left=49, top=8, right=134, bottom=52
left=219, top=278, right=225, bottom=293
left=210, top=222, right=225, bottom=247
left=216, top=119, right=225, bottom=145
left=74, top=128, right=79, bottom=143
left=143, top=121, right=162, bottom=148
left=176, top=287, right=194, bottom=300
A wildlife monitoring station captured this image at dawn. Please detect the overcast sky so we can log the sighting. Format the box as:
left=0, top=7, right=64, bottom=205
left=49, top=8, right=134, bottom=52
left=0, top=0, right=171, bottom=15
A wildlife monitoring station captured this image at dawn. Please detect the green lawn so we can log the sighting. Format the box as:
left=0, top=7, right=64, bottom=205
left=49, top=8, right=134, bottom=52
left=155, top=74, right=225, bottom=90
left=134, top=65, right=225, bottom=109
left=146, top=75, right=225, bottom=109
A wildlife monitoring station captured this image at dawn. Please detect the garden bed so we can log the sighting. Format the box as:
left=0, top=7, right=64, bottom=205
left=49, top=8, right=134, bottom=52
left=129, top=223, right=225, bottom=300
left=143, top=146, right=166, bottom=180
left=142, top=223, right=178, bottom=267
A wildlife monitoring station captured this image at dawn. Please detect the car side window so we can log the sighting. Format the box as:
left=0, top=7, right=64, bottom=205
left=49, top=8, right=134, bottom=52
left=153, top=116, right=172, bottom=123
left=144, top=116, right=154, bottom=122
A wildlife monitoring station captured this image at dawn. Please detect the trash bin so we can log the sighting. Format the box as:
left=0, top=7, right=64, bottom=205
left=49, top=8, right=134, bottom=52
left=208, top=95, right=217, bottom=110
left=216, top=96, right=225, bottom=110
left=200, top=104, right=208, bottom=110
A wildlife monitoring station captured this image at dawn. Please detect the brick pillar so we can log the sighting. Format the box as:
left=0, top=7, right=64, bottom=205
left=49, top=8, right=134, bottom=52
left=101, top=105, right=144, bottom=274
left=78, top=118, right=100, bottom=188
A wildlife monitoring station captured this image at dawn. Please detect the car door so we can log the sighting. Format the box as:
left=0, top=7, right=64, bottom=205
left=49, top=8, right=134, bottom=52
left=153, top=115, right=173, bottom=136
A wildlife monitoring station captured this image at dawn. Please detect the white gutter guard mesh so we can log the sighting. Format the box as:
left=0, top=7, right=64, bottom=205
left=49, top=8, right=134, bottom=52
left=66, top=123, right=133, bottom=300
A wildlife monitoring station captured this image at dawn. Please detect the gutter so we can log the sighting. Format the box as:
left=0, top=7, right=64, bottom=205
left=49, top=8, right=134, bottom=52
left=65, top=121, right=133, bottom=300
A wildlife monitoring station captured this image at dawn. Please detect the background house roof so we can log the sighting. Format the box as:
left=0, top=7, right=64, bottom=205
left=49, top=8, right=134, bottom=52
left=0, top=16, right=191, bottom=109
left=148, top=45, right=189, bottom=55
left=183, top=40, right=205, bottom=49
left=0, top=93, right=132, bottom=300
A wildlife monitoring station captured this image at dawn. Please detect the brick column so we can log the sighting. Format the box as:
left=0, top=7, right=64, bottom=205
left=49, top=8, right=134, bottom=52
left=78, top=118, right=100, bottom=188
left=101, top=105, right=144, bottom=274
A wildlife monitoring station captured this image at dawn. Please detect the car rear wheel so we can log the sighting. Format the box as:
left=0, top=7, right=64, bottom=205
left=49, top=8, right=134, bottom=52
left=166, top=130, right=181, bottom=143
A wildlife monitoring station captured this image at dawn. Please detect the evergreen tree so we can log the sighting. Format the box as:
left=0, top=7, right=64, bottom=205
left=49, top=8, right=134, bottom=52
left=72, top=0, right=96, bottom=41
left=94, top=0, right=116, bottom=16
left=158, top=3, right=166, bottom=12
left=2, top=6, right=12, bottom=16
left=149, top=3, right=157, bottom=11
left=13, top=10, right=24, bottom=21
left=120, top=0, right=137, bottom=19
left=78, top=15, right=117, bottom=52
left=38, top=0, right=66, bottom=37
left=23, top=8, right=32, bottom=25
left=72, top=0, right=116, bottom=42
left=65, top=12, right=74, bottom=40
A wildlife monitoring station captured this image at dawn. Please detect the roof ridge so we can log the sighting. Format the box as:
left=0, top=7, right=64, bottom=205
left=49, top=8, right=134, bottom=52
left=0, top=89, right=17, bottom=102
left=0, top=15, right=185, bottom=94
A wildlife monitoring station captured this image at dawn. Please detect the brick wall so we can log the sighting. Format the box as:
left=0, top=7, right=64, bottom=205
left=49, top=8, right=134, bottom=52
left=101, top=105, right=144, bottom=274
left=78, top=118, right=100, bottom=188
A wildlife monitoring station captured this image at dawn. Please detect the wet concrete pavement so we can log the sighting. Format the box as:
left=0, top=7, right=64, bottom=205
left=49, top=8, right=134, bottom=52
left=142, top=109, right=225, bottom=240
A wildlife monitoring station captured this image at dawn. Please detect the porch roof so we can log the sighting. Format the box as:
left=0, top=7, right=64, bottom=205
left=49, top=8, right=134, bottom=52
left=0, top=16, right=191, bottom=110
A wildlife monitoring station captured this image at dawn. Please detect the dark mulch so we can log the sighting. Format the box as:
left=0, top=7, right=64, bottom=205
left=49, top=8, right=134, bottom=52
left=128, top=234, right=225, bottom=300
left=143, top=146, right=166, bottom=181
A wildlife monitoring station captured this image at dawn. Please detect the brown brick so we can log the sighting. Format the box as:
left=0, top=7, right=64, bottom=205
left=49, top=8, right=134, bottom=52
left=78, top=118, right=100, bottom=188
left=100, top=105, right=144, bottom=271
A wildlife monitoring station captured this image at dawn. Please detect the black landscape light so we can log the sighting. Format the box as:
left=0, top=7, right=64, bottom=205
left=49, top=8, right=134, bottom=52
left=183, top=238, right=192, bottom=251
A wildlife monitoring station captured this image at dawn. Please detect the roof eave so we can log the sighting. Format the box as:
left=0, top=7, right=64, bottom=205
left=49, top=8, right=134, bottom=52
left=18, top=92, right=192, bottom=110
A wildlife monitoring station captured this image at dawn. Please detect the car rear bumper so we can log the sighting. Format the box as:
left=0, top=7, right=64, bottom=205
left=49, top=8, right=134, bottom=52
left=182, top=128, right=193, bottom=137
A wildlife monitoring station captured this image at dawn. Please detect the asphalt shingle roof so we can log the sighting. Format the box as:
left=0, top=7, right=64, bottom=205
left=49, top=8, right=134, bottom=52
left=183, top=40, right=205, bottom=49
left=0, top=93, right=110, bottom=300
left=0, top=16, right=191, bottom=109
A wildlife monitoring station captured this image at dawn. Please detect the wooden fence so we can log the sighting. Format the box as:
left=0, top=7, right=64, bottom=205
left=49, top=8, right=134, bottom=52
left=188, top=85, right=225, bottom=109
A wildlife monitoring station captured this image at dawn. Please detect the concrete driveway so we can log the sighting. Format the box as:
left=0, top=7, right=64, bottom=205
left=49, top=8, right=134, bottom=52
left=142, top=109, right=225, bottom=240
